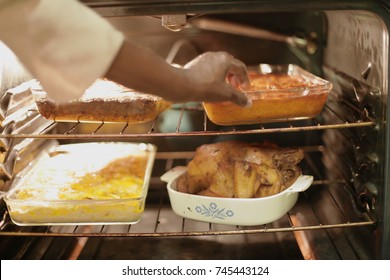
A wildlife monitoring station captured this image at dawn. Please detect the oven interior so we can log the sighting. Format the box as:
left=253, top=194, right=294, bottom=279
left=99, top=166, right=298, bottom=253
left=0, top=1, right=389, bottom=260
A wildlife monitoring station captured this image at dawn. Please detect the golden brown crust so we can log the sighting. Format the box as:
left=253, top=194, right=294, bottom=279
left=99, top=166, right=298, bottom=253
left=248, top=72, right=313, bottom=90
left=33, top=79, right=171, bottom=123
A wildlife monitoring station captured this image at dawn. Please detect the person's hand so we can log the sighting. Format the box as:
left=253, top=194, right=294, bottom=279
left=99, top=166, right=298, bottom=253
left=183, top=52, right=252, bottom=107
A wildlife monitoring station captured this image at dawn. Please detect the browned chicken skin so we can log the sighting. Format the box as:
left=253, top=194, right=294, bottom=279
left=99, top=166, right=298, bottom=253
left=178, top=141, right=304, bottom=198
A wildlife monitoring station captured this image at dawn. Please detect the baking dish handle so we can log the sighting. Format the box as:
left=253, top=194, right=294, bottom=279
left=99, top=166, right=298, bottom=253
left=160, top=166, right=187, bottom=183
left=285, top=175, right=314, bottom=195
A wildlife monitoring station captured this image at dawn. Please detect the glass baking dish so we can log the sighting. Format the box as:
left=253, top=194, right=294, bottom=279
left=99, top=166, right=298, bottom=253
left=4, top=142, right=156, bottom=226
left=203, top=64, right=332, bottom=126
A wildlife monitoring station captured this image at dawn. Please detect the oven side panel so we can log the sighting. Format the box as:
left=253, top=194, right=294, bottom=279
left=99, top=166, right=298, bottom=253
left=322, top=9, right=390, bottom=259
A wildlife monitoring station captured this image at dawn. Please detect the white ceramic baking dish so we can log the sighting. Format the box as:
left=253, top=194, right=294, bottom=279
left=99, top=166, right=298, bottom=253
left=161, top=166, right=314, bottom=226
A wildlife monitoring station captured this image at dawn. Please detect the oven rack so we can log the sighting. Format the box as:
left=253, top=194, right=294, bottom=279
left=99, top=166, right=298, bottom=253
left=0, top=199, right=376, bottom=238
left=1, top=103, right=376, bottom=140
left=0, top=177, right=377, bottom=239
left=0, top=146, right=377, bottom=238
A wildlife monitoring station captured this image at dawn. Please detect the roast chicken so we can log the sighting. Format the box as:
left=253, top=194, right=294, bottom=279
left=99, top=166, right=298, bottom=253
left=176, top=141, right=304, bottom=198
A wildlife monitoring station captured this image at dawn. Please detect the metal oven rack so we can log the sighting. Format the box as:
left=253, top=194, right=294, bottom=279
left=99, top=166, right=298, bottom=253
left=1, top=103, right=376, bottom=140
left=0, top=166, right=377, bottom=237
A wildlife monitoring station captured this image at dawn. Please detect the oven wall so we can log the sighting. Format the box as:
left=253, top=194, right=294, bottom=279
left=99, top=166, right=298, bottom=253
left=322, top=10, right=389, bottom=259
left=106, top=13, right=324, bottom=71
left=324, top=10, right=388, bottom=89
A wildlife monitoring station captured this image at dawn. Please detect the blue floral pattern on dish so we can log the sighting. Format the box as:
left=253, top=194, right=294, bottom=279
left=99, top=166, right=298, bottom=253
left=195, top=202, right=234, bottom=220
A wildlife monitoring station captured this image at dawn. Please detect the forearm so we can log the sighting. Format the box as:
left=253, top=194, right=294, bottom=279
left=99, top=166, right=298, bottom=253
left=105, top=39, right=250, bottom=106
left=105, top=39, right=193, bottom=103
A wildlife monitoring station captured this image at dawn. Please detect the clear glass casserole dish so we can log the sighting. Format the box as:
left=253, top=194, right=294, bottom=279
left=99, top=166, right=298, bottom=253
left=203, top=64, right=332, bottom=126
left=4, top=142, right=156, bottom=226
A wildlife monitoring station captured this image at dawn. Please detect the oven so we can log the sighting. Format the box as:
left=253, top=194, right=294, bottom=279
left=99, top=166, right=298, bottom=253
left=0, top=0, right=389, bottom=260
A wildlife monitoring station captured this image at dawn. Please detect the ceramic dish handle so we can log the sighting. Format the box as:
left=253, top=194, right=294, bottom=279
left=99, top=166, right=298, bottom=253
left=160, top=166, right=187, bottom=183
left=285, top=175, right=314, bottom=195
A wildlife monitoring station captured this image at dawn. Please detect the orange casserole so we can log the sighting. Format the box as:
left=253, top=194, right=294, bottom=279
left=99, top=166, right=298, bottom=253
left=203, top=64, right=332, bottom=126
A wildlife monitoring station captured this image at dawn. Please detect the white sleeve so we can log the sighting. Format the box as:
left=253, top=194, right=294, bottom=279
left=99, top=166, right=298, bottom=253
left=0, top=0, right=124, bottom=102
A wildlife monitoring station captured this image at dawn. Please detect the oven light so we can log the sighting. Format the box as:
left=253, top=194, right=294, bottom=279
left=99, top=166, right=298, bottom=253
left=161, top=14, right=187, bottom=32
